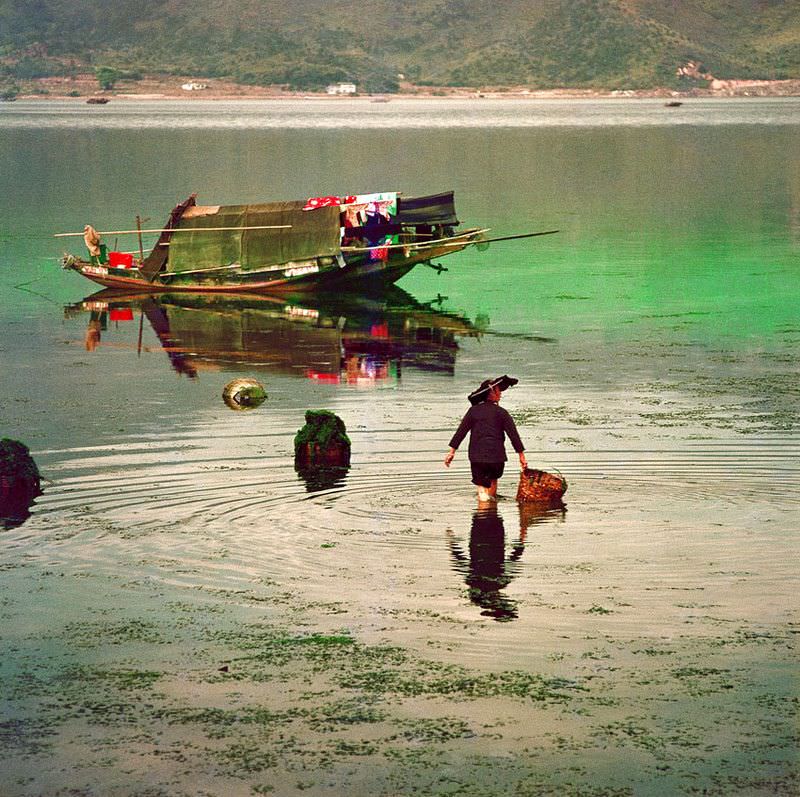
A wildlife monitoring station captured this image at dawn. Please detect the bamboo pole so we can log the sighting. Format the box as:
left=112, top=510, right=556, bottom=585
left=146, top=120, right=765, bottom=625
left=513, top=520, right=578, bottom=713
left=341, top=228, right=490, bottom=253
left=340, top=228, right=559, bottom=253
left=160, top=263, right=242, bottom=276
left=136, top=215, right=144, bottom=261
left=54, top=224, right=292, bottom=238
left=437, top=230, right=560, bottom=246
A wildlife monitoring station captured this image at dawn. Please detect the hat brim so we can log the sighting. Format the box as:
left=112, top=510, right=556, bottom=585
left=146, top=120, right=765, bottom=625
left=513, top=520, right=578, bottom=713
left=467, top=375, right=518, bottom=404
left=493, top=375, right=518, bottom=391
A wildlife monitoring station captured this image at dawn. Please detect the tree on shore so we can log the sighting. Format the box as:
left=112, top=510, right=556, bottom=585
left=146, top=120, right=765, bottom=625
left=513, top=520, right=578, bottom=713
left=95, top=66, right=122, bottom=90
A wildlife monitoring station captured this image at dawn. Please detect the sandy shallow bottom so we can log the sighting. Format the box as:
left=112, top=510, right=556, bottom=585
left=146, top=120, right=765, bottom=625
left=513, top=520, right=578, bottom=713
left=1, top=389, right=797, bottom=795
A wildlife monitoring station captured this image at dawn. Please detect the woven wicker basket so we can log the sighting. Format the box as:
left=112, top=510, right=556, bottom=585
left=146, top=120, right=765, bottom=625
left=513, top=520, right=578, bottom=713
left=516, top=468, right=567, bottom=506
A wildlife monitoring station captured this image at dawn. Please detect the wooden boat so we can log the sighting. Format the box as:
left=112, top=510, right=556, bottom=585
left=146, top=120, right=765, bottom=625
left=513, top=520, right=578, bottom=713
left=60, top=191, right=491, bottom=294
left=86, top=97, right=110, bottom=104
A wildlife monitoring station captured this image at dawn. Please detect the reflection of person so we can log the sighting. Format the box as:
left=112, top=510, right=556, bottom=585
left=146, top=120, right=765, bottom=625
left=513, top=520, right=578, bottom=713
left=448, top=506, right=525, bottom=621
left=84, top=310, right=106, bottom=351
left=444, top=375, right=527, bottom=503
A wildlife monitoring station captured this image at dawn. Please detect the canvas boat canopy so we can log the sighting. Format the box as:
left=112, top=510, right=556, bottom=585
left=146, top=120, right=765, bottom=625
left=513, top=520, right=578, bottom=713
left=165, top=201, right=342, bottom=274
left=396, top=191, right=459, bottom=227
left=135, top=192, right=460, bottom=281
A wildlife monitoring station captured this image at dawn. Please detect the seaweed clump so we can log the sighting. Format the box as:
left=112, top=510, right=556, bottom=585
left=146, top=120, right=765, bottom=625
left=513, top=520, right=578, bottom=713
left=0, top=438, right=42, bottom=528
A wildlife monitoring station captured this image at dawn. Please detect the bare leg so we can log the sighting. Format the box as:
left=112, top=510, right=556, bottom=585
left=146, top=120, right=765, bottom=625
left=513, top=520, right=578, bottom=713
left=477, top=481, right=497, bottom=502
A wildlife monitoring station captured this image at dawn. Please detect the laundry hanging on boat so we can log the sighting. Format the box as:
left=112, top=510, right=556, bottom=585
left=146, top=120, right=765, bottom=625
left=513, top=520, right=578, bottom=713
left=302, top=195, right=357, bottom=210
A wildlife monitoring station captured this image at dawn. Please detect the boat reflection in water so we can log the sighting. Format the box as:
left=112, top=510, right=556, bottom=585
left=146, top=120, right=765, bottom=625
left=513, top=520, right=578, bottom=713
left=448, top=502, right=566, bottom=622
left=65, top=286, right=483, bottom=384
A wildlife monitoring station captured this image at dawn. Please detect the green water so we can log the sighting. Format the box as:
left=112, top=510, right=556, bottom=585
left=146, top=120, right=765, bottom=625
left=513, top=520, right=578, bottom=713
left=0, top=98, right=798, bottom=796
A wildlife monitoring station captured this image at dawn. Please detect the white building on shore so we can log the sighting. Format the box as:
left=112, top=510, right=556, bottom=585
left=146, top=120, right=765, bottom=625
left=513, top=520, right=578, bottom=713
left=326, top=83, right=357, bottom=95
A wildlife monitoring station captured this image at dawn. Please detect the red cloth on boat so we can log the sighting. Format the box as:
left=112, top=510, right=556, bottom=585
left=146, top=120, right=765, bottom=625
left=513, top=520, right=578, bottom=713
left=369, top=238, right=391, bottom=261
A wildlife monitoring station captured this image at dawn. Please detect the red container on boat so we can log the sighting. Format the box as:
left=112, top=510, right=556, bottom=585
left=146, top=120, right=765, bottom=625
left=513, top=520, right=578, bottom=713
left=108, top=251, right=134, bottom=268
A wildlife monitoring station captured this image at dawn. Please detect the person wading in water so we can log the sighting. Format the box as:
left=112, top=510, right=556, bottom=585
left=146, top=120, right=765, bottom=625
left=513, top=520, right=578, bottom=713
left=444, top=375, right=527, bottom=503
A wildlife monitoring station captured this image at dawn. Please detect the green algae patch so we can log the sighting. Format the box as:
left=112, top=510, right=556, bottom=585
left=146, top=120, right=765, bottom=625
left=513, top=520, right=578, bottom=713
left=291, top=633, right=355, bottom=646
left=203, top=628, right=360, bottom=676
left=214, top=742, right=279, bottom=773
left=396, top=717, right=475, bottom=743
left=63, top=619, right=168, bottom=647
left=306, top=698, right=387, bottom=731
left=337, top=661, right=585, bottom=703
left=0, top=717, right=58, bottom=756
left=64, top=666, right=163, bottom=690
left=206, top=625, right=584, bottom=704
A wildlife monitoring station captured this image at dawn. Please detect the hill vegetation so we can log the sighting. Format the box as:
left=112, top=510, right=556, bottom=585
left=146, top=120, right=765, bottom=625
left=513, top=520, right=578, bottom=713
left=1, top=0, right=799, bottom=93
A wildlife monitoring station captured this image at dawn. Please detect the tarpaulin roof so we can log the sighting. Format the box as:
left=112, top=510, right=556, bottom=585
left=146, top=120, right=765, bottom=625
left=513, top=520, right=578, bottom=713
left=165, top=201, right=341, bottom=274
left=139, top=194, right=197, bottom=280
left=396, top=191, right=459, bottom=226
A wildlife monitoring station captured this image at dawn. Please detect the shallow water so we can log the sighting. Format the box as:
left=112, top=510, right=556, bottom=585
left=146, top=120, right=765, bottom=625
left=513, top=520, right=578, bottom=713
left=1, top=99, right=798, bottom=796
left=3, top=96, right=800, bottom=130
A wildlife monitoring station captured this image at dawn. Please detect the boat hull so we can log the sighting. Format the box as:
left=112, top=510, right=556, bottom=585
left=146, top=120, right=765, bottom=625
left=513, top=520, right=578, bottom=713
left=62, top=232, right=481, bottom=294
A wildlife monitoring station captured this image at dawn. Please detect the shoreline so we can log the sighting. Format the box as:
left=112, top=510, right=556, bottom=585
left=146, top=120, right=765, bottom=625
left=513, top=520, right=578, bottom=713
left=9, top=75, right=800, bottom=102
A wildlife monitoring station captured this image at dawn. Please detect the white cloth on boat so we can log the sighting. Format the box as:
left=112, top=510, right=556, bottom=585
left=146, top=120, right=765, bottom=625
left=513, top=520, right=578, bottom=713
left=83, top=225, right=101, bottom=257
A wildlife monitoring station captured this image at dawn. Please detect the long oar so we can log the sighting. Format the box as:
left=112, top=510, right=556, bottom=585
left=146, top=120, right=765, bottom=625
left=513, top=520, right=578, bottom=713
left=342, top=229, right=490, bottom=253
left=438, top=229, right=560, bottom=247
left=341, top=228, right=558, bottom=253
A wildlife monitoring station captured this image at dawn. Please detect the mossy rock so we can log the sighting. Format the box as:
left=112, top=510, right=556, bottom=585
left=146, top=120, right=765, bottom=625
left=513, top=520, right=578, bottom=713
left=294, top=410, right=351, bottom=468
left=0, top=438, right=42, bottom=526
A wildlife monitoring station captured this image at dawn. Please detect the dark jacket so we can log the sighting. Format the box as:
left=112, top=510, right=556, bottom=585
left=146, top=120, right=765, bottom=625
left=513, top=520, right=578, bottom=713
left=449, top=401, right=525, bottom=463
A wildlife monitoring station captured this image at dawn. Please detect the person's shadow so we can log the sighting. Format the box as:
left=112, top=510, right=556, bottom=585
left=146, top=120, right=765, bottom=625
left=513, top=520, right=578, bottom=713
left=447, top=505, right=526, bottom=621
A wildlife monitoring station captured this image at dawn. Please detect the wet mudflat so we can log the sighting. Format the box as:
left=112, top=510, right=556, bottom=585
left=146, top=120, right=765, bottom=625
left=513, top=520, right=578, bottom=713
left=1, top=99, right=799, bottom=795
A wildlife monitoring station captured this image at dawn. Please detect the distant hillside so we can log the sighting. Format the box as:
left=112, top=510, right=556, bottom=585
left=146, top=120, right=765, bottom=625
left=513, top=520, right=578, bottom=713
left=2, top=0, right=799, bottom=92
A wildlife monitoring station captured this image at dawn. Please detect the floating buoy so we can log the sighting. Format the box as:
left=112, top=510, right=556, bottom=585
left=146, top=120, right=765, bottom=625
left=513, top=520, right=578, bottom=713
left=222, top=378, right=267, bottom=410
left=0, top=438, right=42, bottom=528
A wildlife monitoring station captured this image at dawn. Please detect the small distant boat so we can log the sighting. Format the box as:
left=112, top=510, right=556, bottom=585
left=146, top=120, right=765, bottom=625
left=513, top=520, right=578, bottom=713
left=371, top=96, right=390, bottom=103
left=58, top=190, right=558, bottom=294
left=86, top=97, right=110, bottom=104
left=664, top=101, right=683, bottom=108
